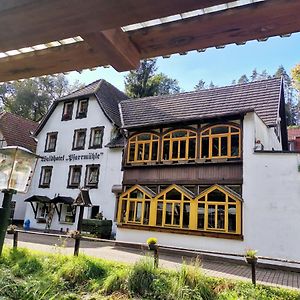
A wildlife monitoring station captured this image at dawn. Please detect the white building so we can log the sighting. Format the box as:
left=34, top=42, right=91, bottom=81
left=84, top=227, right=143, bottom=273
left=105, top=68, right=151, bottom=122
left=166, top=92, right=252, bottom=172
left=24, top=79, right=127, bottom=232
left=116, top=78, right=300, bottom=263
left=0, top=112, right=37, bottom=223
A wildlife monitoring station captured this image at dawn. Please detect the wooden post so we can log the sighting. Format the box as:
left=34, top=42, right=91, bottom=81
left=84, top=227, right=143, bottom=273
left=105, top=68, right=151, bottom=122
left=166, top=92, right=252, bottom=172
left=74, top=236, right=80, bottom=256
left=13, top=231, right=18, bottom=249
left=251, top=261, right=256, bottom=285
left=154, top=247, right=159, bottom=268
left=73, top=206, right=84, bottom=256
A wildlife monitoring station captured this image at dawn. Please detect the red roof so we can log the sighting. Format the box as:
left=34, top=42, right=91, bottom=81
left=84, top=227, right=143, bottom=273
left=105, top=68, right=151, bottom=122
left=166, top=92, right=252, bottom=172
left=288, top=127, right=300, bottom=141
left=0, top=112, right=38, bottom=152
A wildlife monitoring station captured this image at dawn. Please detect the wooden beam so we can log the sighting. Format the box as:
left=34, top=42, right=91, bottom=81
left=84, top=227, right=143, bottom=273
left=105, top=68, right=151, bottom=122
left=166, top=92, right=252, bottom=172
left=0, top=42, right=109, bottom=82
left=129, top=0, right=300, bottom=58
left=0, top=0, right=229, bottom=52
left=83, top=28, right=140, bottom=72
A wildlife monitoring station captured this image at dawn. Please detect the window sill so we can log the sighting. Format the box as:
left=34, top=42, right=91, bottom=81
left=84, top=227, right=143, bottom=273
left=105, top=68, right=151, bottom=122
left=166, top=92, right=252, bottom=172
left=88, top=145, right=102, bottom=149
left=85, top=184, right=98, bottom=189
left=72, top=147, right=85, bottom=151
left=124, top=159, right=242, bottom=168
left=67, top=185, right=80, bottom=189
left=44, top=149, right=56, bottom=153
left=38, top=185, right=50, bottom=188
left=61, top=116, right=72, bottom=121
left=76, top=114, right=87, bottom=119
left=118, top=223, right=243, bottom=240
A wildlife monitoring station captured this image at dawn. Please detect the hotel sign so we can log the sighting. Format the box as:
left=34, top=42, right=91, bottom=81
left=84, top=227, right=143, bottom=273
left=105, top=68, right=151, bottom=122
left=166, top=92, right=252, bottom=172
left=41, top=152, right=101, bottom=162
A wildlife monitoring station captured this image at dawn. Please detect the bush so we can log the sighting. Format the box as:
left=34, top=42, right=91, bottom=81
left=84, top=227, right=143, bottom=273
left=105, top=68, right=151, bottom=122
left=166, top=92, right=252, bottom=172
left=1, top=247, right=300, bottom=300
left=127, top=258, right=157, bottom=297
left=82, top=219, right=112, bottom=239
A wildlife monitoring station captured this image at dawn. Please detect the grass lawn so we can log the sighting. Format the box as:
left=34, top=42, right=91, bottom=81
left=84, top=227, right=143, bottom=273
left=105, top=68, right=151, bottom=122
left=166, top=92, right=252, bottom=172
left=0, top=246, right=299, bottom=300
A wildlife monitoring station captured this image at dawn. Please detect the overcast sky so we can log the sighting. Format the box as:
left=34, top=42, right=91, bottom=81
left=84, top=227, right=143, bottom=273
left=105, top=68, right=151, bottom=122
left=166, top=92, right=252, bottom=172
left=67, top=32, right=300, bottom=92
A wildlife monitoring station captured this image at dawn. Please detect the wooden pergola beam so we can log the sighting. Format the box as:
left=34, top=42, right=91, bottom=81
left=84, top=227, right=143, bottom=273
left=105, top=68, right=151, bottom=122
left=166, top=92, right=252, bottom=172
left=0, top=0, right=300, bottom=81
left=0, top=42, right=109, bottom=81
left=0, top=0, right=228, bottom=52
left=129, top=0, right=300, bottom=58
left=83, top=28, right=140, bottom=72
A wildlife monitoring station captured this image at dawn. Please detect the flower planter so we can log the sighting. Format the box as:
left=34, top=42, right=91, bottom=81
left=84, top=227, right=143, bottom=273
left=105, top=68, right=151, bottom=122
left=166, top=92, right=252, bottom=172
left=245, top=256, right=258, bottom=265
left=6, top=229, right=15, bottom=235
left=148, top=243, right=158, bottom=251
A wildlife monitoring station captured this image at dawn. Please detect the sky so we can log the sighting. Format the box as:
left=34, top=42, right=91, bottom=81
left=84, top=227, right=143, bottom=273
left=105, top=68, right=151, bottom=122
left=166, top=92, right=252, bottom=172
left=67, top=32, right=300, bottom=93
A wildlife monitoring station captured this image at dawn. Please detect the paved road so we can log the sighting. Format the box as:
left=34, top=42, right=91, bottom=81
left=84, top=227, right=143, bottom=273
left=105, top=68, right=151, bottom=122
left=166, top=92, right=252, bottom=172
left=4, top=232, right=300, bottom=290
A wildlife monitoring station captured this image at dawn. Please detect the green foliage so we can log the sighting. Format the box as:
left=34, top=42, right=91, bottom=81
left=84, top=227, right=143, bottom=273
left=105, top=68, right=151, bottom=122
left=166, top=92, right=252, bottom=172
left=1, top=247, right=300, bottom=300
left=245, top=249, right=257, bottom=258
left=0, top=74, right=82, bottom=121
left=125, top=59, right=180, bottom=98
left=127, top=258, right=156, bottom=297
left=102, top=268, right=128, bottom=295
left=82, top=219, right=112, bottom=238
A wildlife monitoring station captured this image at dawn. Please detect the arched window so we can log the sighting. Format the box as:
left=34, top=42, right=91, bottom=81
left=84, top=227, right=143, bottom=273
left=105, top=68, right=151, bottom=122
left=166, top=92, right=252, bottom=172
left=155, top=185, right=193, bottom=228
left=118, top=185, right=154, bottom=225
left=200, top=124, right=240, bottom=159
left=162, top=129, right=197, bottom=161
left=127, top=133, right=159, bottom=163
left=195, top=185, right=242, bottom=234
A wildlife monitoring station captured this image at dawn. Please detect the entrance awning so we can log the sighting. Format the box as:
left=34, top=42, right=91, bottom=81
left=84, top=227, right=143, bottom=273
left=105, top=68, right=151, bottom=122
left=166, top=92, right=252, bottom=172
left=24, top=195, right=51, bottom=203
left=51, top=196, right=74, bottom=205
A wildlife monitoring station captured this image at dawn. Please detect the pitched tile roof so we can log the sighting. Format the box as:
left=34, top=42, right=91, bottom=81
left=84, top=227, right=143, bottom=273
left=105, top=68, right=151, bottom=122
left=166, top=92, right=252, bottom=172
left=105, top=133, right=126, bottom=148
left=288, top=127, right=300, bottom=141
left=120, top=78, right=282, bottom=129
left=59, top=80, right=101, bottom=101
left=0, top=112, right=38, bottom=152
left=35, top=79, right=128, bottom=135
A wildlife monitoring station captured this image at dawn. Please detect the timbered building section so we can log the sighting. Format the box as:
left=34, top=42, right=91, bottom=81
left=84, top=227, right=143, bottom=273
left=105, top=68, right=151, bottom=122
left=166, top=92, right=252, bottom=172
left=117, top=78, right=288, bottom=243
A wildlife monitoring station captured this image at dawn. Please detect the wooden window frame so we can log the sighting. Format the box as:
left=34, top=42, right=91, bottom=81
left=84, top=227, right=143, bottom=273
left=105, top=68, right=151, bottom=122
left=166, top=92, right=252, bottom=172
left=127, top=132, right=160, bottom=164
left=155, top=185, right=192, bottom=229
left=44, top=132, right=58, bottom=152
left=195, top=185, right=242, bottom=235
left=67, top=165, right=82, bottom=188
left=200, top=124, right=241, bottom=160
left=61, top=101, right=74, bottom=121
left=89, top=126, right=104, bottom=149
left=76, top=98, right=89, bottom=119
left=72, top=128, right=87, bottom=150
left=59, top=204, right=76, bottom=223
left=84, top=164, right=100, bottom=188
left=161, top=129, right=197, bottom=162
left=39, top=166, right=53, bottom=188
left=118, top=186, right=152, bottom=225
left=117, top=184, right=242, bottom=238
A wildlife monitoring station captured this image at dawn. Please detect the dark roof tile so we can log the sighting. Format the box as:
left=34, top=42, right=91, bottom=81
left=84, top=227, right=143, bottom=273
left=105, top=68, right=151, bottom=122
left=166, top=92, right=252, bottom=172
left=120, top=78, right=282, bottom=129
left=0, top=112, right=38, bottom=152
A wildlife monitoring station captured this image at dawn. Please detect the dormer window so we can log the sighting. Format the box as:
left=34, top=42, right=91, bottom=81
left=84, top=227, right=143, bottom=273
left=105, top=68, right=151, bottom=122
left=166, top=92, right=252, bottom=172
left=76, top=99, right=88, bottom=119
left=62, top=101, right=74, bottom=121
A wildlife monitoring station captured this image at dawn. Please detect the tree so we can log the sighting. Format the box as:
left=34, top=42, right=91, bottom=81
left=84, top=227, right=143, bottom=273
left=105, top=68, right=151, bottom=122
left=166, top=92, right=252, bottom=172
left=124, top=59, right=180, bottom=98
left=237, top=75, right=249, bottom=84
left=0, top=75, right=81, bottom=121
left=291, top=63, right=300, bottom=123
left=251, top=69, right=258, bottom=82
left=194, top=80, right=206, bottom=91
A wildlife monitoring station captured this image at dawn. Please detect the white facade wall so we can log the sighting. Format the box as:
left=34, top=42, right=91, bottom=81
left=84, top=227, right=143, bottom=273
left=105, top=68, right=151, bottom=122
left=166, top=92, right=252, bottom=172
left=25, top=96, right=123, bottom=231
left=117, top=112, right=300, bottom=262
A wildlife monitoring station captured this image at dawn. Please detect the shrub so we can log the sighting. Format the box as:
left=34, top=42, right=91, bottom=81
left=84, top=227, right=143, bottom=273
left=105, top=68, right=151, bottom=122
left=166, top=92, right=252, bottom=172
left=82, top=219, right=112, bottom=239
left=127, top=258, right=156, bottom=297
left=102, top=268, right=128, bottom=295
